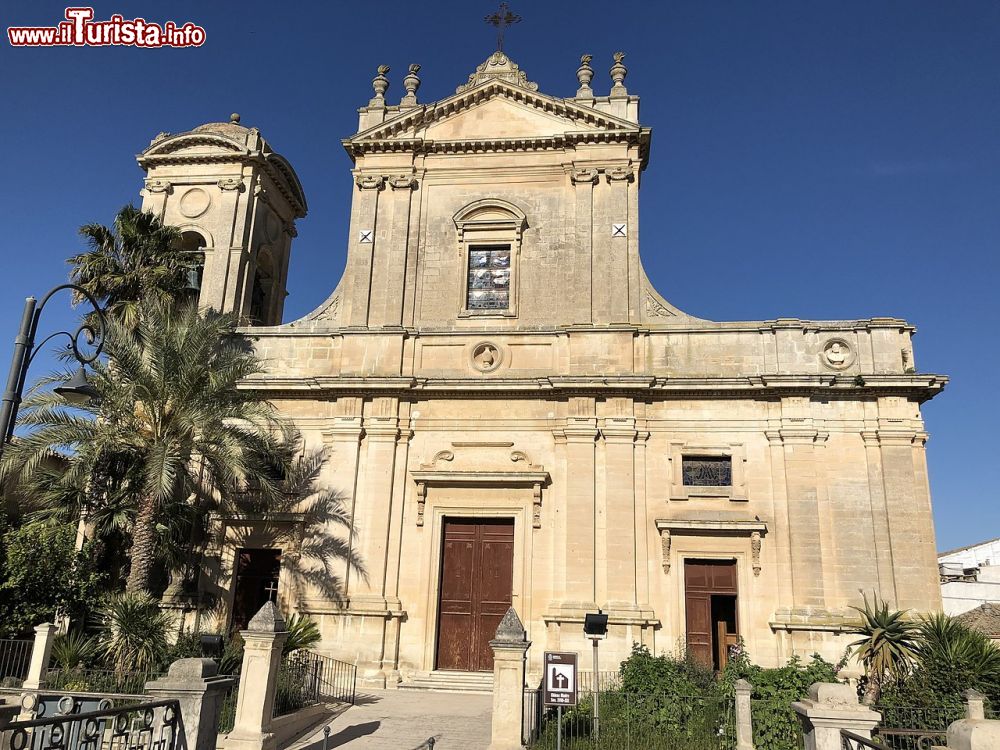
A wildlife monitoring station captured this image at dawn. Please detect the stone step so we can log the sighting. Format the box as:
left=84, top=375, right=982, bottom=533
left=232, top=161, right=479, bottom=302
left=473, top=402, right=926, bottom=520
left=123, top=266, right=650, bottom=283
left=399, top=670, right=495, bottom=694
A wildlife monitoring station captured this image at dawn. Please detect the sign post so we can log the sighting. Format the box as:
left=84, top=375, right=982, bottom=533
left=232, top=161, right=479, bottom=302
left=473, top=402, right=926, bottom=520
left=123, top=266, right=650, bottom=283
left=543, top=651, right=578, bottom=750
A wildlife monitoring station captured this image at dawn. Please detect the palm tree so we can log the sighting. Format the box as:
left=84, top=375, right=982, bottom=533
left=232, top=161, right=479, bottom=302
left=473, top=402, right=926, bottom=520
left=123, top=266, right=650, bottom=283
left=68, top=204, right=192, bottom=330
left=848, top=594, right=919, bottom=703
left=915, top=612, right=1000, bottom=678
left=0, top=301, right=290, bottom=595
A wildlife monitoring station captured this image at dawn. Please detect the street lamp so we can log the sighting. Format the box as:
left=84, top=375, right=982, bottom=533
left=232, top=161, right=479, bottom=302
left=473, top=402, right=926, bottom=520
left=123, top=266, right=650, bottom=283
left=583, top=610, right=609, bottom=739
left=0, top=283, right=106, bottom=458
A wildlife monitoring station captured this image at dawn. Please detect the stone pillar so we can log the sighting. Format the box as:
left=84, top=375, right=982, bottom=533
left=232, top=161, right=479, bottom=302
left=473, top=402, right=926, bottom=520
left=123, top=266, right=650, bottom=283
left=734, top=679, right=754, bottom=750
left=562, top=397, right=598, bottom=609
left=489, top=607, right=531, bottom=750
left=792, top=682, right=881, bottom=750
left=22, top=623, right=56, bottom=691
left=602, top=407, right=638, bottom=610
left=947, top=719, right=1000, bottom=750
left=145, top=658, right=233, bottom=750
left=223, top=602, right=289, bottom=750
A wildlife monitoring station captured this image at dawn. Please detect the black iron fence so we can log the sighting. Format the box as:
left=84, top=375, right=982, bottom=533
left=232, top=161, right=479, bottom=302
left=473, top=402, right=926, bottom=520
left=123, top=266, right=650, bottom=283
left=841, top=730, right=890, bottom=750
left=0, top=698, right=181, bottom=750
left=44, top=668, right=164, bottom=696
left=523, top=688, right=735, bottom=749
left=0, top=638, right=32, bottom=686
left=872, top=703, right=965, bottom=750
left=272, top=650, right=357, bottom=718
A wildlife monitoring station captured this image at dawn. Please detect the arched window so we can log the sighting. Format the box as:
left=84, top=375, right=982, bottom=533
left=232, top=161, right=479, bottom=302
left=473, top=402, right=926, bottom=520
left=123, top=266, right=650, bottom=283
left=248, top=251, right=274, bottom=325
left=453, top=200, right=527, bottom=318
left=177, top=231, right=206, bottom=306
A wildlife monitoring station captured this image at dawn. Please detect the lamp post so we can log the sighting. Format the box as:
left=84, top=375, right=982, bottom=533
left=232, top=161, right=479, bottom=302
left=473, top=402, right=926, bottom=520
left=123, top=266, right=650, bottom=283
left=0, top=283, right=106, bottom=459
left=583, top=610, right=609, bottom=740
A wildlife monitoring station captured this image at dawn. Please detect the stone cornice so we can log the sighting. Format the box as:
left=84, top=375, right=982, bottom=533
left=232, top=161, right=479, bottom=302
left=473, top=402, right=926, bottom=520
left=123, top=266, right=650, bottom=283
left=238, top=373, right=947, bottom=402
left=342, top=129, right=650, bottom=161
left=244, top=316, right=917, bottom=337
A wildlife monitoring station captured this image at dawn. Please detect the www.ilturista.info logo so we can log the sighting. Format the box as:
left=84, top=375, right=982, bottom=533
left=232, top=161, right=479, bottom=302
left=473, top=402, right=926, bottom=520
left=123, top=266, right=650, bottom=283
left=8, top=7, right=206, bottom=47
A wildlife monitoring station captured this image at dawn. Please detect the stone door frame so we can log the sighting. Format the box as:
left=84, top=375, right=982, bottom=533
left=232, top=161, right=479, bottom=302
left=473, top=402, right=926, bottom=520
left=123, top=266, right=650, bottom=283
left=420, top=497, right=534, bottom=673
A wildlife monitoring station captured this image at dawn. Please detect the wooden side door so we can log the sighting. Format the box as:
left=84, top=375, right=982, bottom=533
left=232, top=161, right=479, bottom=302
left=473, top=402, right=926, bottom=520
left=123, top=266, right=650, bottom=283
left=436, top=518, right=514, bottom=672
left=684, top=559, right=738, bottom=668
left=684, top=562, right=714, bottom=666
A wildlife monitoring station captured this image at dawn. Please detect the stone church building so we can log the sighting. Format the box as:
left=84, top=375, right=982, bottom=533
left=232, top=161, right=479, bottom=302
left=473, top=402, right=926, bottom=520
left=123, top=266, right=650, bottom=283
left=137, top=51, right=946, bottom=687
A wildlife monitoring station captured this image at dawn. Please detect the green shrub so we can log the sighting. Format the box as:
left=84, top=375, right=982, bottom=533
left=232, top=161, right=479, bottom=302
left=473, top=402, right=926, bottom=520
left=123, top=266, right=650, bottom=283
left=0, top=522, right=103, bottom=637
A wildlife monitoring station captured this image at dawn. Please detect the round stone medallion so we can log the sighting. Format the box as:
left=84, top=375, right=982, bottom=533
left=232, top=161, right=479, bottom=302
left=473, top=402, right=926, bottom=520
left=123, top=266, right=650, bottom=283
left=821, top=338, right=855, bottom=370
left=471, top=342, right=502, bottom=373
left=178, top=187, right=211, bottom=218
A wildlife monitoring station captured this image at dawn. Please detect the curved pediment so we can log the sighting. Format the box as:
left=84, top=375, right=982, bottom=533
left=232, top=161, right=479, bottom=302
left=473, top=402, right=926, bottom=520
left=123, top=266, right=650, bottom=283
left=140, top=132, right=248, bottom=160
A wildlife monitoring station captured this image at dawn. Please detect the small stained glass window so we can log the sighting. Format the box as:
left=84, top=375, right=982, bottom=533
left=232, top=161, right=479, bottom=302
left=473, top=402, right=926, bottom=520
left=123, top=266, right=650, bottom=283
left=682, top=456, right=732, bottom=487
left=467, top=245, right=511, bottom=310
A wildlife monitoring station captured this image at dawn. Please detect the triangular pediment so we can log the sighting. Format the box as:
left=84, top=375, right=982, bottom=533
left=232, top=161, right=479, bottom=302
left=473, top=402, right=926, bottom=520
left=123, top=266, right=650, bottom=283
left=349, top=79, right=641, bottom=145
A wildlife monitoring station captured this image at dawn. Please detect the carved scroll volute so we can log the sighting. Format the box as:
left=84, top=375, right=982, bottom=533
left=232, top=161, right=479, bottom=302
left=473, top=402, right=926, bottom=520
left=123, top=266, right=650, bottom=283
left=415, top=480, right=427, bottom=527
left=660, top=529, right=671, bottom=574
left=532, top=482, right=542, bottom=529
left=751, top=530, right=762, bottom=576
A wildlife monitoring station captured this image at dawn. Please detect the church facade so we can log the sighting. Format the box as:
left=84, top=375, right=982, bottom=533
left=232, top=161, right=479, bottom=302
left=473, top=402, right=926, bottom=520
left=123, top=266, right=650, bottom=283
left=138, top=51, right=946, bottom=686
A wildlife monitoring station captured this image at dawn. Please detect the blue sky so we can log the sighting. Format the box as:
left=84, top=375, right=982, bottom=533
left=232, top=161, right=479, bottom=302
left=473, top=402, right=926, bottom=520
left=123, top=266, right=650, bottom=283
left=1, top=1, right=997, bottom=551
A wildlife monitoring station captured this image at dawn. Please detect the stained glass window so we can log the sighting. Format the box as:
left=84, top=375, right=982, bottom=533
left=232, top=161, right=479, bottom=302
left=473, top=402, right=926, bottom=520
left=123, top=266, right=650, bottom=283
left=682, top=456, right=732, bottom=487
left=467, top=245, right=511, bottom=310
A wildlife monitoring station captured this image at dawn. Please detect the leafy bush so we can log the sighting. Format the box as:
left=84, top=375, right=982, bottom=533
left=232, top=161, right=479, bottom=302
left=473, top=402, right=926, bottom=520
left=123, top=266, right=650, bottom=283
left=721, top=643, right=838, bottom=750
left=97, top=592, right=171, bottom=672
left=0, top=522, right=104, bottom=637
left=619, top=643, right=718, bottom=697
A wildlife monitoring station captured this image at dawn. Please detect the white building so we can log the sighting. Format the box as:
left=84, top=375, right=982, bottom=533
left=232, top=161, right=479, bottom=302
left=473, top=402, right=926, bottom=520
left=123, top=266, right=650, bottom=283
left=939, top=537, right=1000, bottom=618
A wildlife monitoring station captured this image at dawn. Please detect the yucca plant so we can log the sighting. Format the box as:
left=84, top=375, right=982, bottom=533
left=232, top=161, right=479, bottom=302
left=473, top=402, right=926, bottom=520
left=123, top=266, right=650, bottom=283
left=848, top=593, right=918, bottom=703
left=97, top=592, right=171, bottom=673
left=282, top=614, right=321, bottom=655
left=51, top=629, right=100, bottom=670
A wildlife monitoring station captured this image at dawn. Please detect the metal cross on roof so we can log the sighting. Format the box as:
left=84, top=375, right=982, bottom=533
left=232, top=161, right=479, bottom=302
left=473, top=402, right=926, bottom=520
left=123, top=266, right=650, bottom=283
left=485, top=2, right=521, bottom=52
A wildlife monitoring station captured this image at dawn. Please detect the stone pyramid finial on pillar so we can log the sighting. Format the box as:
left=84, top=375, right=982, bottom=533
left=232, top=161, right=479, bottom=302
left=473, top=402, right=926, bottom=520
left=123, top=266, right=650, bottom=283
left=369, top=65, right=390, bottom=107
left=247, top=600, right=287, bottom=633
left=576, top=54, right=594, bottom=100
left=492, top=606, right=527, bottom=644
left=610, top=51, right=628, bottom=97
left=401, top=64, right=421, bottom=106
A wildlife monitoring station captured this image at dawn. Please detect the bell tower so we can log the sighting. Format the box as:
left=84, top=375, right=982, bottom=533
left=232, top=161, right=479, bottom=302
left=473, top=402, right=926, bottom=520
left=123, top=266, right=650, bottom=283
left=136, top=114, right=307, bottom=325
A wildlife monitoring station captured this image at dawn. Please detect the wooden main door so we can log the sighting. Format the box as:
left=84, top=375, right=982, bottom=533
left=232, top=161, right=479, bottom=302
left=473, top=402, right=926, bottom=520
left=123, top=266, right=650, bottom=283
left=436, top=518, right=515, bottom=672
left=684, top=559, right=739, bottom=671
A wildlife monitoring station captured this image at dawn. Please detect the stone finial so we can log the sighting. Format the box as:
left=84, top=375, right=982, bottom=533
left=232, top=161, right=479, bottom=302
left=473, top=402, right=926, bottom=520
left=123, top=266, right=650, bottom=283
left=492, top=606, right=526, bottom=643
left=576, top=54, right=594, bottom=99
left=401, top=64, right=421, bottom=105
left=610, top=51, right=628, bottom=97
left=230, top=113, right=241, bottom=124
left=734, top=678, right=752, bottom=694
left=247, top=600, right=287, bottom=633
left=964, top=688, right=986, bottom=720
left=370, top=65, right=390, bottom=107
